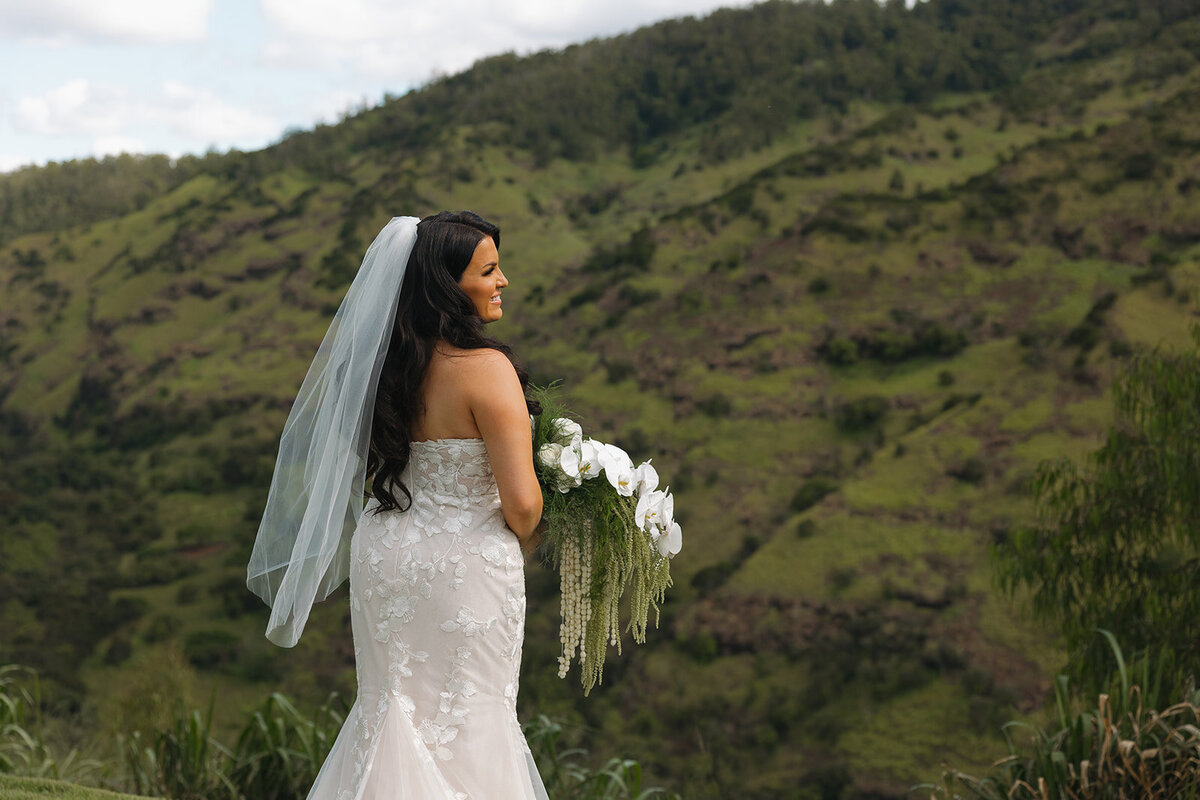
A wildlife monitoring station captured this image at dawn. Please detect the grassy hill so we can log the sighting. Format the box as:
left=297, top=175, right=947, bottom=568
left=3, top=0, right=1200, bottom=797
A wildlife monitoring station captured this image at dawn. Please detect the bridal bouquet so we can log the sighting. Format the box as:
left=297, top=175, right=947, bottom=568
left=529, top=384, right=680, bottom=695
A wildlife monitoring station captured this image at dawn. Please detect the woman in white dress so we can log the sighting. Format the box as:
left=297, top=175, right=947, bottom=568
left=247, top=212, right=549, bottom=799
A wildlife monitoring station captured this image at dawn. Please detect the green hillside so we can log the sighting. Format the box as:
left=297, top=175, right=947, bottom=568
left=3, top=0, right=1200, bottom=797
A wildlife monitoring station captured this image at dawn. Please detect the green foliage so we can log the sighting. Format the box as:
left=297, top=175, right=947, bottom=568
left=823, top=335, right=858, bottom=365
left=113, top=686, right=347, bottom=800
left=0, top=774, right=150, bottom=800
left=790, top=476, right=838, bottom=513
left=1062, top=290, right=1117, bottom=352
left=182, top=630, right=240, bottom=671
left=0, top=155, right=189, bottom=247
left=807, top=275, right=832, bottom=294
left=833, top=395, right=889, bottom=433
left=819, top=320, right=968, bottom=368
left=926, top=635, right=1200, bottom=800
left=114, top=685, right=673, bottom=800
left=0, top=666, right=101, bottom=784
left=225, top=694, right=346, bottom=800
left=947, top=456, right=987, bottom=485
left=120, top=700, right=234, bottom=800
left=993, top=324, right=1200, bottom=689
left=582, top=227, right=656, bottom=274
left=523, top=715, right=680, bottom=800
left=695, top=393, right=731, bottom=418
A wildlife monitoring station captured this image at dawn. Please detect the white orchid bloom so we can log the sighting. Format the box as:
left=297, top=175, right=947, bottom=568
left=633, top=460, right=658, bottom=496
left=599, top=443, right=636, bottom=496
left=644, top=490, right=681, bottom=556
left=635, top=489, right=668, bottom=532
left=537, top=442, right=563, bottom=469
left=658, top=489, right=674, bottom=531
left=559, top=444, right=581, bottom=480
left=551, top=418, right=583, bottom=447
left=577, top=439, right=602, bottom=481
left=656, top=520, right=683, bottom=557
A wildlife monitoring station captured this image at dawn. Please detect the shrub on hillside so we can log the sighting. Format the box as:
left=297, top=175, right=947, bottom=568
left=696, top=393, right=732, bottom=418
left=790, top=476, right=838, bottom=513
left=143, top=614, right=181, bottom=644
left=820, top=321, right=968, bottom=368
left=217, top=574, right=261, bottom=619
left=122, top=549, right=199, bottom=587
left=182, top=629, right=239, bottom=670
left=862, top=328, right=916, bottom=362
left=582, top=226, right=656, bottom=274
left=833, top=396, right=889, bottom=433
left=947, top=457, right=987, bottom=485
left=822, top=336, right=858, bottom=365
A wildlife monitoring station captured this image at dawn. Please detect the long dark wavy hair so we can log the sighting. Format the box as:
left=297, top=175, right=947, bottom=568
left=365, top=210, right=539, bottom=515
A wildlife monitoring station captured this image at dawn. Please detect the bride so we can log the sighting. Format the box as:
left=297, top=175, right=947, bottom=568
left=247, top=211, right=550, bottom=799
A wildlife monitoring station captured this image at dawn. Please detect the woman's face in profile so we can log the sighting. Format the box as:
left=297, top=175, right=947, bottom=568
left=457, top=236, right=507, bottom=323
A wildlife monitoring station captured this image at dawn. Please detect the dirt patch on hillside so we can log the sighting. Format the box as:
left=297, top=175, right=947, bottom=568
left=176, top=542, right=228, bottom=559
left=678, top=591, right=1052, bottom=712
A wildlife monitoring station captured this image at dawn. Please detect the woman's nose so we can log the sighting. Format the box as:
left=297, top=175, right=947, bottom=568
left=497, top=269, right=509, bottom=287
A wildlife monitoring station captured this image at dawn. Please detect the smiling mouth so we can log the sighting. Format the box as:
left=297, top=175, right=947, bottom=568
left=489, top=294, right=502, bottom=304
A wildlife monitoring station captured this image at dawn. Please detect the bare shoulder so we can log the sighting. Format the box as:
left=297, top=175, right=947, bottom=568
left=453, top=347, right=516, bottom=376
left=432, top=345, right=517, bottom=392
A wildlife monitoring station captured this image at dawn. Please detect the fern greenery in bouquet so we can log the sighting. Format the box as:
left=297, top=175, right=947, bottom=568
left=529, top=383, right=680, bottom=695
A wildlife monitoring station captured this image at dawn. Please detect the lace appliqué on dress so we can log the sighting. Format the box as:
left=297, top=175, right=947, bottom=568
left=310, top=439, right=542, bottom=800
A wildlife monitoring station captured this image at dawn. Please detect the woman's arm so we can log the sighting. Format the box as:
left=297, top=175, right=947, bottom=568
left=463, top=350, right=543, bottom=543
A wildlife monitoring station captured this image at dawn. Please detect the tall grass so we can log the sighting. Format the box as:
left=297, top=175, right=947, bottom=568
left=0, top=665, right=102, bottom=784
left=225, top=693, right=346, bottom=800
left=524, top=714, right=681, bottom=800
left=116, top=696, right=678, bottom=800
left=924, top=632, right=1200, bottom=799
left=3, top=662, right=678, bottom=799
left=119, top=698, right=235, bottom=800
left=119, top=691, right=346, bottom=800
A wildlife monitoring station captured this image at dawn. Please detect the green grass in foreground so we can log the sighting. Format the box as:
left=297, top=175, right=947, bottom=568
left=0, top=775, right=155, bottom=800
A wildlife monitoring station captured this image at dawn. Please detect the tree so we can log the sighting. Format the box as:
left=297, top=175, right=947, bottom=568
left=995, top=323, right=1200, bottom=689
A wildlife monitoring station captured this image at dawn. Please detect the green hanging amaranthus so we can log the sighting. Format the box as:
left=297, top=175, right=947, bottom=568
left=528, top=383, right=679, bottom=696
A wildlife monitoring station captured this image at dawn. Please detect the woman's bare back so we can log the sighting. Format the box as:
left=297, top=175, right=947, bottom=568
left=409, top=343, right=489, bottom=442
left=409, top=341, right=542, bottom=542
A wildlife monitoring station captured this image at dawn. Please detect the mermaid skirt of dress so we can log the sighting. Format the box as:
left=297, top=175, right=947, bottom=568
left=305, top=439, right=549, bottom=800
left=305, top=691, right=546, bottom=800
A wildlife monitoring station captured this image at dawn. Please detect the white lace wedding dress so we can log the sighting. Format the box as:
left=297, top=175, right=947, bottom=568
left=306, top=438, right=550, bottom=800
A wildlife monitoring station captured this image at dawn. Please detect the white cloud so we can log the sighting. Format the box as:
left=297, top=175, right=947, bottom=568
left=155, top=81, right=279, bottom=142
left=11, top=78, right=279, bottom=151
left=0, top=0, right=214, bottom=45
left=15, top=79, right=126, bottom=136
left=0, top=153, right=39, bottom=173
left=93, top=135, right=148, bottom=158
left=306, top=88, right=376, bottom=126
left=258, top=0, right=750, bottom=82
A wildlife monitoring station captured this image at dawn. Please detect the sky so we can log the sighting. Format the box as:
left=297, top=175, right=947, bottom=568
left=0, top=0, right=767, bottom=173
